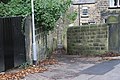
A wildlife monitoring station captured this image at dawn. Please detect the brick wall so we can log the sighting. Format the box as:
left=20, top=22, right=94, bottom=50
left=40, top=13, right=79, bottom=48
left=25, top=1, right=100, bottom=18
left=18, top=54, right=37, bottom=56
left=67, top=24, right=109, bottom=55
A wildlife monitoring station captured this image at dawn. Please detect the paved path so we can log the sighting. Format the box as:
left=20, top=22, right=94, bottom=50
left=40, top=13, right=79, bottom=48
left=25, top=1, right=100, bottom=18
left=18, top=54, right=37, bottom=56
left=21, top=55, right=120, bottom=80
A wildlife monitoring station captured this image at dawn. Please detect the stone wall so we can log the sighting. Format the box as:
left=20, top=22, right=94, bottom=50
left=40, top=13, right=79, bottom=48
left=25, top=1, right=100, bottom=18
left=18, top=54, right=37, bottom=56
left=67, top=24, right=109, bottom=55
left=25, top=16, right=57, bottom=64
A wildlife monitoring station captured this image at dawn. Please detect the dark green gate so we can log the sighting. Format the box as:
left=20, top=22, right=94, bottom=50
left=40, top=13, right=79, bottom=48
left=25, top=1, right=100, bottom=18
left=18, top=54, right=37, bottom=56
left=0, top=17, right=26, bottom=72
left=109, top=23, right=120, bottom=53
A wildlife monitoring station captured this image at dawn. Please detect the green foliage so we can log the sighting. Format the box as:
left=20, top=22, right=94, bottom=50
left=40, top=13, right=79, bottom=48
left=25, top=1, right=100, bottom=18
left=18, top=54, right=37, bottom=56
left=107, top=16, right=118, bottom=24
left=18, top=62, right=30, bottom=69
left=34, top=0, right=71, bottom=31
left=67, top=11, right=77, bottom=23
left=0, top=0, right=71, bottom=31
left=0, top=0, right=31, bottom=17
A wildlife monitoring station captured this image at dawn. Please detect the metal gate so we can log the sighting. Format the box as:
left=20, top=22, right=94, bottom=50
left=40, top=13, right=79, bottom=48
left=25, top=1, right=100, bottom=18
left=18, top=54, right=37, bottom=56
left=109, top=23, right=120, bottom=53
left=0, top=17, right=26, bottom=72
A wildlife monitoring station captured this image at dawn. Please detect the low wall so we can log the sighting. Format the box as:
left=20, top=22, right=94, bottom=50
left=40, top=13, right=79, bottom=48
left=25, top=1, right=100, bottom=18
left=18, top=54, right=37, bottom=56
left=67, top=24, right=109, bottom=55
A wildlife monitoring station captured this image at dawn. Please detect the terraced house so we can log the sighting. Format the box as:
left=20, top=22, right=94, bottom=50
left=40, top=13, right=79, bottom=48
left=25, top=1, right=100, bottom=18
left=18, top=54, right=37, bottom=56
left=72, top=0, right=120, bottom=25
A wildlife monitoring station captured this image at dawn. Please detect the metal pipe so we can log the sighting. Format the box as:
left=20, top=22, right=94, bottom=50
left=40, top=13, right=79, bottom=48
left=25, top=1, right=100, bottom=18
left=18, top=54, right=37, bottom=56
left=78, top=4, right=80, bottom=26
left=31, top=0, right=37, bottom=65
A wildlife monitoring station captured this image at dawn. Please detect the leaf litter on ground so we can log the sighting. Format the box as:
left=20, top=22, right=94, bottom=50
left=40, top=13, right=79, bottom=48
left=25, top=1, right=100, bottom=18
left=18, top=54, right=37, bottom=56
left=0, top=58, right=58, bottom=80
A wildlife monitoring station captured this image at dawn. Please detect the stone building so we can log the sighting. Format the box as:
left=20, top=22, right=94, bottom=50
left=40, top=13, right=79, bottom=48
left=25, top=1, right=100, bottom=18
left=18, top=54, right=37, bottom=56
left=97, top=0, right=120, bottom=23
left=72, top=0, right=120, bottom=25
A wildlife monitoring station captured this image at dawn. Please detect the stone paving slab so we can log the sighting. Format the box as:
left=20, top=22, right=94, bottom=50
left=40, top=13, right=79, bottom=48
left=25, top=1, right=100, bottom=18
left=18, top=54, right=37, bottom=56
left=21, top=74, right=52, bottom=80
left=72, top=74, right=95, bottom=80
left=90, top=75, right=120, bottom=80
left=81, top=60, right=120, bottom=75
left=20, top=56, right=120, bottom=80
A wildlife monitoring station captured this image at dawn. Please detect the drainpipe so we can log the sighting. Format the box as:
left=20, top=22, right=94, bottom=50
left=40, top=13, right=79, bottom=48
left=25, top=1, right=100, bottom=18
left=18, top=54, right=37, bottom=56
left=31, top=0, right=37, bottom=65
left=78, top=4, right=80, bottom=26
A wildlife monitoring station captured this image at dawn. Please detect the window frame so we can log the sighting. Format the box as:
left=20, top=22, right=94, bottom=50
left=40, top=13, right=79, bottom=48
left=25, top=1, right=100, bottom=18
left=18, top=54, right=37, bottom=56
left=109, top=0, right=120, bottom=8
left=82, top=7, right=88, bottom=16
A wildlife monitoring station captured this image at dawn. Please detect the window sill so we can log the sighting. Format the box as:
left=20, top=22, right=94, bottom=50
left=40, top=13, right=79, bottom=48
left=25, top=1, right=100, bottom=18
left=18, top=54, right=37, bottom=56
left=81, top=16, right=89, bottom=18
left=108, top=7, right=120, bottom=9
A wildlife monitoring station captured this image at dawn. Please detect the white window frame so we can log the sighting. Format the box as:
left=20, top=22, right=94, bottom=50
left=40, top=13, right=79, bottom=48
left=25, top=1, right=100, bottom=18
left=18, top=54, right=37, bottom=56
left=82, top=7, right=88, bottom=16
left=109, top=0, right=120, bottom=7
